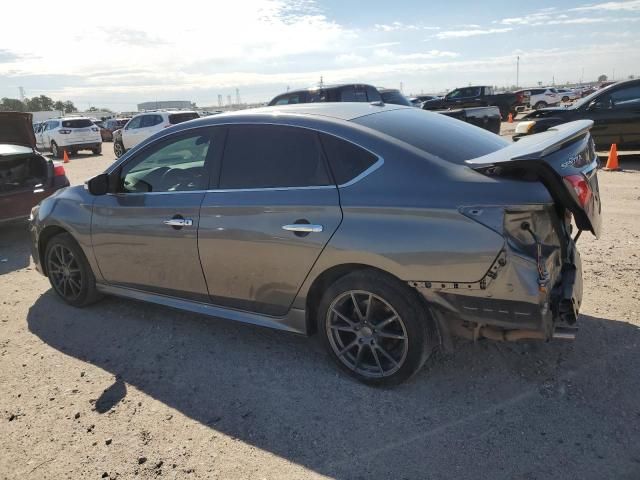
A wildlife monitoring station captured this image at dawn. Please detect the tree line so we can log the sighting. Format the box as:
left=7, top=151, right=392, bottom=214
left=0, top=95, right=77, bottom=113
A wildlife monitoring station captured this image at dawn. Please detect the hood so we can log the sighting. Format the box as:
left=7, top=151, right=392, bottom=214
left=0, top=112, right=36, bottom=149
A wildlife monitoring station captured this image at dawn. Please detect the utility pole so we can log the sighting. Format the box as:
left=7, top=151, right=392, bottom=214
left=319, top=76, right=324, bottom=88
left=516, top=56, right=520, bottom=88
left=400, top=81, right=403, bottom=93
left=235, top=88, right=240, bottom=105
left=227, top=94, right=232, bottom=106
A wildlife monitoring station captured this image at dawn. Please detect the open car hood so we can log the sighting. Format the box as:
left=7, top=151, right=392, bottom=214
left=0, top=112, right=36, bottom=150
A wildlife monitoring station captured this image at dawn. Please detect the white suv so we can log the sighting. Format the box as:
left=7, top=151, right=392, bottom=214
left=523, top=87, right=561, bottom=110
left=35, top=117, right=102, bottom=158
left=113, top=111, right=200, bottom=157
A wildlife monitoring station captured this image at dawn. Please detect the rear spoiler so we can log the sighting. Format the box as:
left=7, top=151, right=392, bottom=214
left=466, top=120, right=594, bottom=166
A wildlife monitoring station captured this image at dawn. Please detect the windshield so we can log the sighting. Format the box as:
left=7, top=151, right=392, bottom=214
left=573, top=84, right=616, bottom=109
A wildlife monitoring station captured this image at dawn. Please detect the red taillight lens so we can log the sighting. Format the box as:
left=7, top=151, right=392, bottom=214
left=53, top=164, right=66, bottom=177
left=59, top=129, right=72, bottom=134
left=564, top=174, right=592, bottom=207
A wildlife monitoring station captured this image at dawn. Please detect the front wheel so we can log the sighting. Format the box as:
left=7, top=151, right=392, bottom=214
left=45, top=233, right=102, bottom=307
left=50, top=141, right=62, bottom=159
left=113, top=141, right=125, bottom=158
left=318, top=271, right=437, bottom=386
left=92, top=144, right=102, bottom=155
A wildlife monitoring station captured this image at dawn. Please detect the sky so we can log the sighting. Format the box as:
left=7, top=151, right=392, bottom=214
left=1, top=0, right=639, bottom=111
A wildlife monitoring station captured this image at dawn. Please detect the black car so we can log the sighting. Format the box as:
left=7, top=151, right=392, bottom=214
left=514, top=79, right=640, bottom=149
left=0, top=112, right=70, bottom=223
left=268, top=84, right=382, bottom=105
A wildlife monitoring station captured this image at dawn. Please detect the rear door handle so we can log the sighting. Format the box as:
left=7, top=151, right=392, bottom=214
left=282, top=224, right=323, bottom=233
left=164, top=218, right=193, bottom=227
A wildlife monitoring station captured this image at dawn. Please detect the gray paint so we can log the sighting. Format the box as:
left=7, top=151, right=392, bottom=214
left=30, top=103, right=588, bottom=338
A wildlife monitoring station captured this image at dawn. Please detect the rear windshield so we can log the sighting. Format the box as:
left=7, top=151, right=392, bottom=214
left=61, top=119, right=93, bottom=128
left=352, top=108, right=508, bottom=164
left=168, top=113, right=199, bottom=124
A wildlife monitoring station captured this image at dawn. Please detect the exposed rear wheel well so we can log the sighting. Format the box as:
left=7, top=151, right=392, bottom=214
left=304, top=263, right=433, bottom=336
left=38, top=226, right=68, bottom=275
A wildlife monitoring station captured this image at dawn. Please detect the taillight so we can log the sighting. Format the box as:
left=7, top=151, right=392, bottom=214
left=59, top=129, right=72, bottom=134
left=564, top=174, right=592, bottom=207
left=53, top=164, right=66, bottom=177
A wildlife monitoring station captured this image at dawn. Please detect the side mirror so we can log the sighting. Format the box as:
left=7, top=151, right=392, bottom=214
left=86, top=173, right=109, bottom=196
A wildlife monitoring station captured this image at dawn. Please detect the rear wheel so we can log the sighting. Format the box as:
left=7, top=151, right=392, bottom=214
left=113, top=141, right=125, bottom=158
left=534, top=101, right=547, bottom=110
left=318, top=271, right=436, bottom=386
left=45, top=233, right=102, bottom=307
left=50, top=141, right=62, bottom=159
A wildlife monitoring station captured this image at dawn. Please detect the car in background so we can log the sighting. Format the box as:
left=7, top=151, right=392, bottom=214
left=268, top=84, right=501, bottom=134
left=35, top=117, right=102, bottom=158
left=556, top=88, right=580, bottom=102
left=514, top=78, right=640, bottom=149
left=30, top=103, right=600, bottom=385
left=378, top=88, right=412, bottom=106
left=1, top=112, right=70, bottom=223
left=518, top=87, right=561, bottom=110
left=268, top=84, right=382, bottom=106
left=113, top=111, right=200, bottom=158
left=422, top=86, right=523, bottom=120
left=95, top=118, right=130, bottom=142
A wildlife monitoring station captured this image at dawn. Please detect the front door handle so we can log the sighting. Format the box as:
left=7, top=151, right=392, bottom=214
left=163, top=218, right=193, bottom=227
left=282, top=224, right=323, bottom=233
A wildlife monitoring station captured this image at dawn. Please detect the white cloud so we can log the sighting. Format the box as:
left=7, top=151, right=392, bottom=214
left=434, top=28, right=512, bottom=39
left=374, top=22, right=439, bottom=32
left=571, top=0, right=640, bottom=11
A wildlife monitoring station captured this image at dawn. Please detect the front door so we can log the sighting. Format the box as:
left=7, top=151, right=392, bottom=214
left=198, top=124, right=342, bottom=316
left=91, top=127, right=223, bottom=300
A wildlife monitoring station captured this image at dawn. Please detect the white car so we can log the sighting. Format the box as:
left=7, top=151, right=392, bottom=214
left=113, top=111, right=200, bottom=157
left=521, top=87, right=561, bottom=110
left=556, top=88, right=580, bottom=102
left=35, top=117, right=102, bottom=158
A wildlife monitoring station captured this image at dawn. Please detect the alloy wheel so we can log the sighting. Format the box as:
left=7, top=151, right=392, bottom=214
left=114, top=142, right=124, bottom=158
left=47, top=244, right=83, bottom=300
left=326, top=290, right=409, bottom=378
left=51, top=142, right=58, bottom=157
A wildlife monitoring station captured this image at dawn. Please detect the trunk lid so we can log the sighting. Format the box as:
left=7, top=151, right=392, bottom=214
left=466, top=120, right=602, bottom=238
left=0, top=112, right=36, bottom=150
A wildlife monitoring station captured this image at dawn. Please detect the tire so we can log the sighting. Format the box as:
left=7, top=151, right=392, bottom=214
left=562, top=96, right=569, bottom=102
left=500, top=109, right=509, bottom=121
left=44, top=233, right=102, bottom=307
left=113, top=141, right=125, bottom=158
left=92, top=144, right=102, bottom=155
left=317, top=270, right=437, bottom=386
left=534, top=101, right=547, bottom=110
left=50, top=141, right=62, bottom=159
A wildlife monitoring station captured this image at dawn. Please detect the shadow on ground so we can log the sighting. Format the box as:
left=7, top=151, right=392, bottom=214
left=27, top=290, right=640, bottom=479
left=0, top=220, right=32, bottom=275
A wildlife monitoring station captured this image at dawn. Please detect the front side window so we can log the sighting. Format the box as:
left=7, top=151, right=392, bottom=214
left=610, top=85, right=640, bottom=108
left=219, top=125, right=331, bottom=189
left=126, top=117, right=142, bottom=129
left=141, top=115, right=163, bottom=128
left=120, top=130, right=212, bottom=193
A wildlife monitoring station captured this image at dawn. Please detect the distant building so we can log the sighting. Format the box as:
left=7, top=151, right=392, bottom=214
left=137, top=100, right=193, bottom=111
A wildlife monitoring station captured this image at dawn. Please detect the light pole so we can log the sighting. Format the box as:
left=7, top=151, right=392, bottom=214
left=516, top=56, right=520, bottom=88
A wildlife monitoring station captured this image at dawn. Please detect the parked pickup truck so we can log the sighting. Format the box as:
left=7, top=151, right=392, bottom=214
left=513, top=79, right=640, bottom=149
left=268, top=84, right=502, bottom=134
left=422, top=86, right=524, bottom=121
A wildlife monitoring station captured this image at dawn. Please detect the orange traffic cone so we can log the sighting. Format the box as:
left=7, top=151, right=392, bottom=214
left=507, top=112, right=514, bottom=123
left=603, top=144, right=620, bottom=171
left=63, top=150, right=70, bottom=164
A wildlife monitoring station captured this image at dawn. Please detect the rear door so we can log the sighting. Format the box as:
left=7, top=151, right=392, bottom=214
left=198, top=124, right=342, bottom=316
left=136, top=114, right=164, bottom=144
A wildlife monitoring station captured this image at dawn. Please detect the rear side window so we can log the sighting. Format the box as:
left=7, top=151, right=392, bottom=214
left=219, top=125, right=331, bottom=189
left=353, top=108, right=508, bottom=165
left=169, top=112, right=199, bottom=124
left=61, top=119, right=92, bottom=128
left=319, top=134, right=378, bottom=185
left=141, top=115, right=163, bottom=128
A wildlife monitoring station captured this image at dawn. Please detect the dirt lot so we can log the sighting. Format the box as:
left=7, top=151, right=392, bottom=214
left=1, top=134, right=640, bottom=480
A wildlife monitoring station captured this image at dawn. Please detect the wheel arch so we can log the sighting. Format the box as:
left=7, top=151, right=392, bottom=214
left=303, top=263, right=435, bottom=338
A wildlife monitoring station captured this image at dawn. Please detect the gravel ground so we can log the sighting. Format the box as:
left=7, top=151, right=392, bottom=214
left=1, top=135, right=639, bottom=480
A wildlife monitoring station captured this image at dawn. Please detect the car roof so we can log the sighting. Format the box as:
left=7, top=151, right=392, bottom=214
left=274, top=83, right=376, bottom=96
left=209, top=102, right=410, bottom=122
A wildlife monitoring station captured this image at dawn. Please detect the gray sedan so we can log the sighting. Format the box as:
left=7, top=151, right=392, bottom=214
left=29, top=103, right=601, bottom=385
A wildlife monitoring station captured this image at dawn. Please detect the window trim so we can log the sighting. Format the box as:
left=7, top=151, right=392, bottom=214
left=106, top=122, right=384, bottom=194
